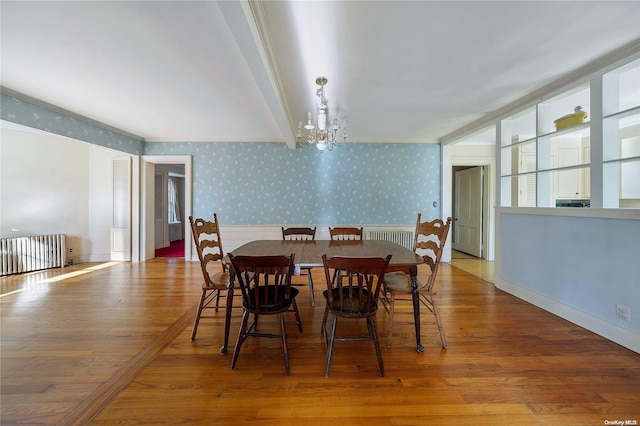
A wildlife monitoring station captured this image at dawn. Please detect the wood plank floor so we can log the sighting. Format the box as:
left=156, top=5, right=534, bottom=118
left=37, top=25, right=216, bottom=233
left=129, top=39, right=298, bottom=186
left=449, top=250, right=495, bottom=283
left=1, top=259, right=639, bottom=425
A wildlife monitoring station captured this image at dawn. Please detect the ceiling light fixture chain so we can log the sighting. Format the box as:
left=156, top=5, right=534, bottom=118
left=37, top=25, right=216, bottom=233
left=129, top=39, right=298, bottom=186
left=297, top=76, right=347, bottom=152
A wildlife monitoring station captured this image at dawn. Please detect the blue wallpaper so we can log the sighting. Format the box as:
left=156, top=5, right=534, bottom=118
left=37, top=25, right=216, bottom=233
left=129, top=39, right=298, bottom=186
left=2, top=94, right=441, bottom=225
left=144, top=142, right=441, bottom=225
left=1, top=93, right=144, bottom=155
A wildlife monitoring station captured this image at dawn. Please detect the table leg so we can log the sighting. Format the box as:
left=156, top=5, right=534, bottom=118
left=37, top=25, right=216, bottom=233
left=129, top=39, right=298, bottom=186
left=410, top=265, right=424, bottom=353
left=220, top=283, right=234, bottom=354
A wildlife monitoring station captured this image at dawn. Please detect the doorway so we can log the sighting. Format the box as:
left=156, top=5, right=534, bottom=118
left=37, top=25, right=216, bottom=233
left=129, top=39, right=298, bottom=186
left=441, top=139, right=496, bottom=263
left=141, top=155, right=192, bottom=261
left=154, top=164, right=186, bottom=258
left=452, top=166, right=483, bottom=257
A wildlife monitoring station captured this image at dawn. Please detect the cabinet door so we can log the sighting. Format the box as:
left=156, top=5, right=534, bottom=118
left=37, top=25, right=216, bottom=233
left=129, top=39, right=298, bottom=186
left=557, top=147, right=580, bottom=198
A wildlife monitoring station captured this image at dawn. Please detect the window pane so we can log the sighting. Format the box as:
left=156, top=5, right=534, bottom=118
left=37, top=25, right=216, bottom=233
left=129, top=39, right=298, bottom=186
left=549, top=132, right=590, bottom=169
left=539, top=167, right=590, bottom=207
left=501, top=140, right=536, bottom=177
left=604, top=113, right=640, bottom=162
left=621, top=160, right=640, bottom=200
left=502, top=108, right=536, bottom=147
left=604, top=58, right=640, bottom=114
left=538, top=83, right=590, bottom=135
left=501, top=175, right=536, bottom=207
left=604, top=159, right=640, bottom=208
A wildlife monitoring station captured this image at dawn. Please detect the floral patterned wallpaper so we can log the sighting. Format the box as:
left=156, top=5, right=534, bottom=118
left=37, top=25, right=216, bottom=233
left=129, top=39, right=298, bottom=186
left=1, top=94, right=144, bottom=155
left=3, top=94, right=442, bottom=226
left=144, top=142, right=441, bottom=225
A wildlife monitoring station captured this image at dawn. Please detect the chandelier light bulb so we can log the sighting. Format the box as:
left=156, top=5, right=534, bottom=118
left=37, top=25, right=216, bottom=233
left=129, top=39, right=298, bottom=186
left=304, top=112, right=314, bottom=130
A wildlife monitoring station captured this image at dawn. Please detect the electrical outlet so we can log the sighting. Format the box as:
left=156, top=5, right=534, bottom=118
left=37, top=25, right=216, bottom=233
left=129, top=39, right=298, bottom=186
left=68, top=248, right=73, bottom=253
left=616, top=304, right=631, bottom=322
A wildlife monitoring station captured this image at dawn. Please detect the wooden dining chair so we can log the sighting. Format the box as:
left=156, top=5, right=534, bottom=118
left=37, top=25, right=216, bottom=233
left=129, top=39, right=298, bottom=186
left=282, top=227, right=317, bottom=306
left=382, top=214, right=452, bottom=349
left=329, top=227, right=363, bottom=241
left=189, top=214, right=232, bottom=341
left=228, top=253, right=301, bottom=375
left=321, top=254, right=391, bottom=377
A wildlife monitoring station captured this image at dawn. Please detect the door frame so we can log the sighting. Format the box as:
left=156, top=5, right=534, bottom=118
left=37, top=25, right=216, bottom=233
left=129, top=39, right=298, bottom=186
left=442, top=145, right=495, bottom=262
left=453, top=165, right=484, bottom=257
left=141, top=155, right=192, bottom=261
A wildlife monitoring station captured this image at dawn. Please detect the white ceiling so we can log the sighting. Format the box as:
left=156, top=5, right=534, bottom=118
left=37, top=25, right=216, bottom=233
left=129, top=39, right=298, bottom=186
left=2, top=1, right=640, bottom=147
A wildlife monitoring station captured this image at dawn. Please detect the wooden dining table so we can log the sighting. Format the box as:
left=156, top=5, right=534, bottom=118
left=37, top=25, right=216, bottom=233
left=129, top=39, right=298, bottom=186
left=221, top=239, right=425, bottom=354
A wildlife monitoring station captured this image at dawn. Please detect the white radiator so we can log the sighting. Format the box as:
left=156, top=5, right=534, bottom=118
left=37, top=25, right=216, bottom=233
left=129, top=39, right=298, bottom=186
left=366, top=230, right=413, bottom=250
left=0, top=234, right=66, bottom=276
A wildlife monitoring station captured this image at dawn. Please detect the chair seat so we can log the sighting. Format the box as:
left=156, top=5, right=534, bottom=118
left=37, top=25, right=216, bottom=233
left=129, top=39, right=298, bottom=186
left=244, top=286, right=299, bottom=313
left=323, top=288, right=378, bottom=316
left=383, top=272, right=429, bottom=292
left=203, top=271, right=230, bottom=289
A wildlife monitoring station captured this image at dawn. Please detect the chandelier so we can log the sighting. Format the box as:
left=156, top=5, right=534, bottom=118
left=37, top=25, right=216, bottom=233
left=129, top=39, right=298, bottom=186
left=296, top=76, right=347, bottom=152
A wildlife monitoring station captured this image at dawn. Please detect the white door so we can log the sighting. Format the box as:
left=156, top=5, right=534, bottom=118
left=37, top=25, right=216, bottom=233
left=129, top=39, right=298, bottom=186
left=154, top=171, right=169, bottom=250
left=453, top=166, right=483, bottom=257
left=111, top=158, right=131, bottom=261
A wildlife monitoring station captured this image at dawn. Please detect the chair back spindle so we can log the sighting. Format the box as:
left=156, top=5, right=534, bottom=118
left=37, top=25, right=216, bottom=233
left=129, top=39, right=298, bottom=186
left=329, top=227, right=363, bottom=241
left=282, top=227, right=317, bottom=241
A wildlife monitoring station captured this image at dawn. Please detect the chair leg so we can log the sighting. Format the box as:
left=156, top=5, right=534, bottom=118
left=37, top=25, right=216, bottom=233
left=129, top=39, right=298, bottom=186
left=307, top=270, right=315, bottom=306
left=321, top=305, right=329, bottom=338
left=214, top=291, right=221, bottom=312
left=231, top=310, right=250, bottom=370
left=190, top=289, right=208, bottom=341
left=221, top=287, right=234, bottom=354
left=291, top=299, right=302, bottom=333
left=324, top=315, right=338, bottom=378
left=430, top=297, right=447, bottom=349
left=368, top=316, right=385, bottom=377
left=280, top=312, right=291, bottom=376
left=386, top=291, right=396, bottom=348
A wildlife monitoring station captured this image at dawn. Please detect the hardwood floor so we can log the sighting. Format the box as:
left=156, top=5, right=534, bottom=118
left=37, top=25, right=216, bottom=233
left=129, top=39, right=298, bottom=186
left=1, top=259, right=639, bottom=425
left=450, top=250, right=495, bottom=283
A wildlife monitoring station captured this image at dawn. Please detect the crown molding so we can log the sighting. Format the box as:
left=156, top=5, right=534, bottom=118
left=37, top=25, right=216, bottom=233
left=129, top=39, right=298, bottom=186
left=0, top=86, right=144, bottom=142
left=441, top=38, right=640, bottom=144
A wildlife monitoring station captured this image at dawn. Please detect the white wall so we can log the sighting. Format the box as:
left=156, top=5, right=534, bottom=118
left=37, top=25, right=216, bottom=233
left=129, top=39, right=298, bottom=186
left=0, top=124, right=132, bottom=263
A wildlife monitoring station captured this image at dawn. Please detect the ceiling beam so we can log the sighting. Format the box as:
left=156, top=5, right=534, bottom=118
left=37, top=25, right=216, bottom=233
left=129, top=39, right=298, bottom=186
left=218, top=0, right=296, bottom=149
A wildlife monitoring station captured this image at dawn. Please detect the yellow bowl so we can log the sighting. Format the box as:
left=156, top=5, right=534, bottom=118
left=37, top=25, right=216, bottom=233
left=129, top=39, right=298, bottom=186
left=554, top=108, right=587, bottom=130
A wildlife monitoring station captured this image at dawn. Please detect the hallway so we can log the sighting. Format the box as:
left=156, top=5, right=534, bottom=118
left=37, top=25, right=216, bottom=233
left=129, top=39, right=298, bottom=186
left=449, top=250, right=495, bottom=284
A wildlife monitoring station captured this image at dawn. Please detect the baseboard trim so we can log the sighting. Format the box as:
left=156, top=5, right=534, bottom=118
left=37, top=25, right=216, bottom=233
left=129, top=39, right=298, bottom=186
left=496, top=277, right=639, bottom=354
